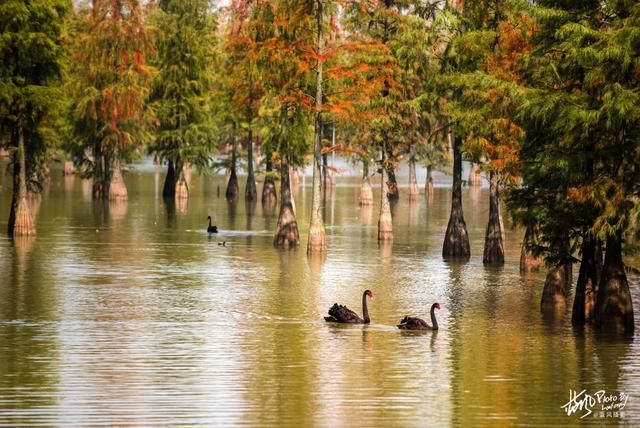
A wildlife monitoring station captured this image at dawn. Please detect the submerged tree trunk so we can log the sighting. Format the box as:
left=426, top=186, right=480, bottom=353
left=468, top=163, right=482, bottom=186
left=8, top=127, right=36, bottom=237
left=162, top=160, right=177, bottom=198
left=63, top=160, right=74, bottom=175
left=425, top=165, right=434, bottom=195
left=520, top=222, right=542, bottom=272
left=483, top=171, right=504, bottom=265
left=540, top=263, right=570, bottom=311
left=541, top=238, right=572, bottom=310
left=307, top=1, right=327, bottom=255
left=408, top=155, right=419, bottom=200
left=175, top=163, right=189, bottom=200
left=274, top=159, right=300, bottom=248
left=359, top=160, right=373, bottom=206
left=378, top=143, right=393, bottom=241
left=572, top=236, right=600, bottom=325
left=443, top=135, right=470, bottom=259
left=595, top=232, right=635, bottom=334
left=262, top=152, right=277, bottom=206
left=245, top=129, right=257, bottom=201
left=226, top=137, right=239, bottom=201
left=108, top=154, right=128, bottom=201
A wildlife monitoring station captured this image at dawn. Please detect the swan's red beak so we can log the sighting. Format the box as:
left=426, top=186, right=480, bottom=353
left=370, top=292, right=373, bottom=300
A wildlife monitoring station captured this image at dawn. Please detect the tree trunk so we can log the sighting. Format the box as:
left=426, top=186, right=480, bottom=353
left=442, top=135, right=470, bottom=259
left=92, top=145, right=108, bottom=200
left=175, top=162, right=189, bottom=200
left=108, top=154, right=128, bottom=201
left=162, top=160, right=177, bottom=198
left=274, top=159, right=300, bottom=248
left=385, top=148, right=399, bottom=201
left=245, top=128, right=257, bottom=201
left=226, top=136, right=239, bottom=201
left=359, top=160, right=373, bottom=206
left=572, top=236, right=599, bottom=325
left=307, top=0, right=327, bottom=254
left=262, top=153, right=277, bottom=206
left=468, top=163, right=482, bottom=186
left=520, top=222, right=542, bottom=272
left=63, top=160, right=74, bottom=175
left=378, top=144, right=393, bottom=241
left=595, top=232, right=635, bottom=334
left=408, top=155, right=419, bottom=200
left=8, top=126, right=36, bottom=237
left=483, top=171, right=504, bottom=265
left=425, top=165, right=434, bottom=195
left=541, top=263, right=570, bottom=311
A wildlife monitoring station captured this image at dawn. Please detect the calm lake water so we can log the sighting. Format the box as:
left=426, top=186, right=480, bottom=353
left=0, top=158, right=638, bottom=427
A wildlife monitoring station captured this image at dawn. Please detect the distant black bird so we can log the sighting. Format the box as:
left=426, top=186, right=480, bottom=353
left=397, top=303, right=441, bottom=330
left=207, top=216, right=218, bottom=234
left=324, top=290, right=373, bottom=324
left=218, top=241, right=226, bottom=246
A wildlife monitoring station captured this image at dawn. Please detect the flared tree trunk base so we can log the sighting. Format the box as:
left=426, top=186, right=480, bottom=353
left=274, top=209, right=300, bottom=248
left=541, top=264, right=570, bottom=311
left=572, top=238, right=599, bottom=325
left=9, top=196, right=35, bottom=237
left=596, top=234, right=634, bottom=334
left=63, top=161, right=74, bottom=176
left=175, top=178, right=189, bottom=200
left=359, top=180, right=373, bottom=206
left=443, top=218, right=470, bottom=259
left=307, top=224, right=327, bottom=254
left=378, top=215, right=393, bottom=241
left=108, top=164, right=128, bottom=201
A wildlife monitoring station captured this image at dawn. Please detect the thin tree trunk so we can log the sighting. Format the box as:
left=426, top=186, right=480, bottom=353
left=385, top=147, right=399, bottom=201
left=468, top=163, right=482, bottom=186
left=595, top=232, right=635, bottom=334
left=425, top=165, right=434, bottom=195
left=162, top=160, right=177, bottom=198
left=245, top=128, right=257, bottom=201
left=226, top=136, right=239, bottom=201
left=483, top=171, right=504, bottom=265
left=359, top=160, right=373, bottom=206
left=443, top=135, right=470, bottom=259
left=274, top=158, right=300, bottom=248
left=572, top=236, right=599, bottom=325
left=63, top=160, right=74, bottom=175
left=378, top=142, right=393, bottom=241
left=520, top=222, right=542, bottom=272
left=408, top=155, right=419, bottom=200
left=307, top=0, right=327, bottom=254
left=262, top=152, right=277, bottom=206
left=8, top=126, right=35, bottom=236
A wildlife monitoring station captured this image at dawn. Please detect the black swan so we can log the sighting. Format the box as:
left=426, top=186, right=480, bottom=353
left=207, top=216, right=218, bottom=234
left=324, top=290, right=373, bottom=324
left=397, top=303, right=440, bottom=330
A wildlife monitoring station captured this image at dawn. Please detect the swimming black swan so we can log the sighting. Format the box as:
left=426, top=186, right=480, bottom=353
left=207, top=216, right=218, bottom=234
left=324, top=290, right=373, bottom=324
left=397, top=303, right=440, bottom=330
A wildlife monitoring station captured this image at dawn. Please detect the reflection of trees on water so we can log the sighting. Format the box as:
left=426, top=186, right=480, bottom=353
left=0, top=237, right=59, bottom=424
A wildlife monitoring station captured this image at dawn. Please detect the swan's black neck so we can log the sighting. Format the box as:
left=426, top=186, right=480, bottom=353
left=362, top=291, right=370, bottom=324
left=430, top=304, right=439, bottom=330
left=208, top=217, right=212, bottom=227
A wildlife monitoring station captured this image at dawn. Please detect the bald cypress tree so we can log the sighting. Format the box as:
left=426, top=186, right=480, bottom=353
left=151, top=0, right=217, bottom=200
left=0, top=0, right=70, bottom=236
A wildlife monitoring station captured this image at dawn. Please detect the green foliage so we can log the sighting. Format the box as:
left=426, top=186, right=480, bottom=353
left=150, top=0, right=217, bottom=171
left=0, top=0, right=71, bottom=184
